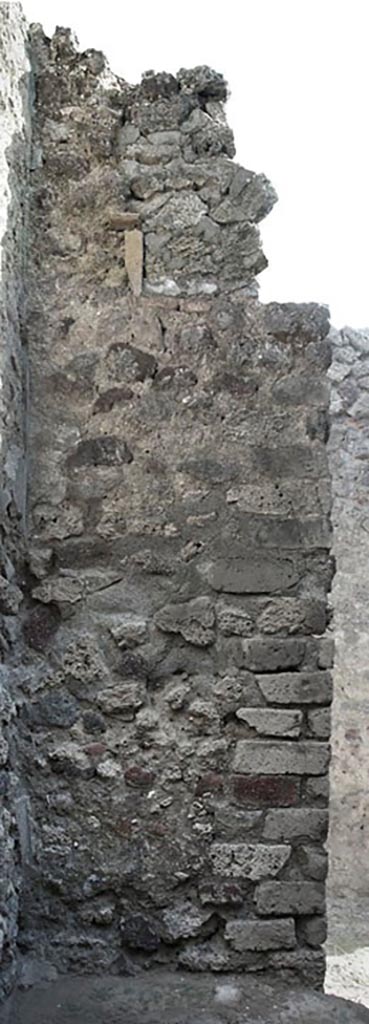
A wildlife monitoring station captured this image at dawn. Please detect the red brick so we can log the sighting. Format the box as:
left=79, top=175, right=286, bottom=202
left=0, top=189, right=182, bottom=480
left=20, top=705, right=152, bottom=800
left=231, top=775, right=300, bottom=807
left=196, top=773, right=224, bottom=796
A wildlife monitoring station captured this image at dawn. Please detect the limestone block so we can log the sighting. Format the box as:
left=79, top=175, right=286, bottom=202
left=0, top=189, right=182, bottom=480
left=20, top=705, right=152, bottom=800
left=125, top=228, right=143, bottom=296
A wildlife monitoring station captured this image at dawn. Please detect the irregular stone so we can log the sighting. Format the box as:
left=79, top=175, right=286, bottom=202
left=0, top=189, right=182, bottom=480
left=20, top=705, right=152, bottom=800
left=107, top=615, right=148, bottom=648
left=233, top=741, right=330, bottom=776
left=258, top=672, right=332, bottom=705
left=235, top=708, right=302, bottom=738
left=162, top=902, right=212, bottom=941
left=32, top=576, right=83, bottom=605
left=216, top=603, right=253, bottom=636
left=119, top=912, right=160, bottom=951
left=210, top=842, right=291, bottom=880
left=155, top=597, right=215, bottom=646
left=255, top=881, right=325, bottom=916
left=48, top=742, right=93, bottom=777
left=97, top=683, right=145, bottom=717
left=263, top=809, right=329, bottom=841
left=67, top=436, right=133, bottom=468
left=225, top=918, right=296, bottom=952
left=25, top=692, right=79, bottom=729
left=0, top=576, right=22, bottom=614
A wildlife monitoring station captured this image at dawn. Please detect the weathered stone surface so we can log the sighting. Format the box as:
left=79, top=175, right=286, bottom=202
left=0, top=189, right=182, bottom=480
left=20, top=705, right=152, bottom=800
left=308, top=708, right=331, bottom=738
left=235, top=708, right=302, bottom=738
left=255, top=881, right=325, bottom=916
left=210, top=843, right=291, bottom=880
left=203, top=555, right=300, bottom=594
left=155, top=597, right=215, bottom=646
left=233, top=741, right=330, bottom=776
left=243, top=639, right=305, bottom=672
left=225, top=918, right=296, bottom=952
left=258, top=672, right=332, bottom=705
left=263, top=809, right=329, bottom=842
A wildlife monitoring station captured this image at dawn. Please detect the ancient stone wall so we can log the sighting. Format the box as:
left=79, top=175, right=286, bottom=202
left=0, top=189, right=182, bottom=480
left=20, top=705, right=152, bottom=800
left=11, top=24, right=333, bottom=988
left=328, top=326, right=369, bottom=928
left=0, top=1, right=31, bottom=1000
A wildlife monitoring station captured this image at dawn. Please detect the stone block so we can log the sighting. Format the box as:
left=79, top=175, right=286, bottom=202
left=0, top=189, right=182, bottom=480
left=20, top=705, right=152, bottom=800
left=256, top=597, right=327, bottom=635
left=233, top=741, right=330, bottom=776
left=231, top=775, right=300, bottom=807
left=255, top=881, right=325, bottom=916
left=210, top=842, right=291, bottom=880
left=235, top=707, right=302, bottom=738
left=305, top=776, right=329, bottom=802
left=298, top=845, right=328, bottom=881
left=258, top=671, right=332, bottom=705
left=155, top=597, right=215, bottom=646
left=202, top=554, right=301, bottom=594
left=162, top=903, right=212, bottom=941
left=263, top=809, right=329, bottom=841
left=225, top=917, right=296, bottom=952
left=308, top=708, right=331, bottom=738
left=298, top=915, right=327, bottom=947
left=243, top=639, right=305, bottom=672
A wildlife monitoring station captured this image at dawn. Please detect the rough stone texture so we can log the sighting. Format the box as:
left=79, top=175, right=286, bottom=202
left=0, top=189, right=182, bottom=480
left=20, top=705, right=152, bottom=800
left=327, top=326, right=369, bottom=940
left=0, top=8, right=333, bottom=996
left=0, top=2, right=31, bottom=1001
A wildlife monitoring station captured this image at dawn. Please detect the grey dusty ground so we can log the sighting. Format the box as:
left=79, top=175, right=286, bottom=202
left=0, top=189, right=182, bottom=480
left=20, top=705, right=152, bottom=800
left=5, top=972, right=369, bottom=1024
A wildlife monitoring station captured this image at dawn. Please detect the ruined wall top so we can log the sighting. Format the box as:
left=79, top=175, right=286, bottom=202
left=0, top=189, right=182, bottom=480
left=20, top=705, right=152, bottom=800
left=28, top=24, right=278, bottom=299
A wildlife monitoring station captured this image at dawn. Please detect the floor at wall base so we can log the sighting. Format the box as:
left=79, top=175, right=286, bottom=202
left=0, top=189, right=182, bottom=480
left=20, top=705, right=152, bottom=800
left=5, top=970, right=369, bottom=1023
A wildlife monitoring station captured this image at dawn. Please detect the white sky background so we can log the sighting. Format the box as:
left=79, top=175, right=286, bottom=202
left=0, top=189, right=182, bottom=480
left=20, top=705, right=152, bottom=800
left=19, top=0, right=369, bottom=328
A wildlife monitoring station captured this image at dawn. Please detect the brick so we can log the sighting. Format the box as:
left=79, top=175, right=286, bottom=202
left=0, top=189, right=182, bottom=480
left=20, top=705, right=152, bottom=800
left=236, top=707, right=302, bottom=738
left=255, top=881, right=325, bottom=916
left=307, top=708, right=331, bottom=738
left=210, top=842, right=291, bottom=881
left=233, top=741, right=330, bottom=776
left=231, top=775, right=300, bottom=807
left=225, top=918, right=296, bottom=952
left=258, top=671, right=332, bottom=705
left=243, top=639, right=305, bottom=672
left=263, top=809, right=328, bottom=842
